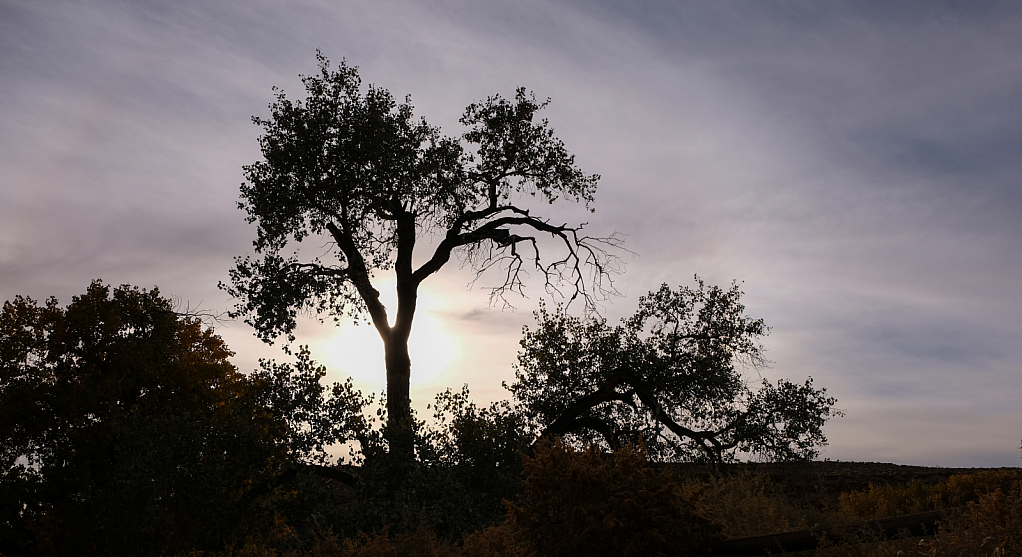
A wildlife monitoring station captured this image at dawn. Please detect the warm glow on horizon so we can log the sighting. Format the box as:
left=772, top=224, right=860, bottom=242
left=315, top=278, right=461, bottom=391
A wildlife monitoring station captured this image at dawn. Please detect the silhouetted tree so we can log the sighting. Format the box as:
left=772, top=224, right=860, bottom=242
left=510, top=279, right=840, bottom=462
left=0, top=282, right=298, bottom=556
left=222, top=53, right=619, bottom=461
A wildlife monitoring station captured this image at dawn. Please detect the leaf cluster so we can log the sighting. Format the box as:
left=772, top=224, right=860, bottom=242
left=242, top=54, right=460, bottom=254
left=251, top=346, right=374, bottom=465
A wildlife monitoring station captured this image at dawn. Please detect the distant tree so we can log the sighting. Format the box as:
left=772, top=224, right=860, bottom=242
left=509, top=279, right=841, bottom=462
left=222, top=53, right=619, bottom=461
left=0, top=281, right=340, bottom=556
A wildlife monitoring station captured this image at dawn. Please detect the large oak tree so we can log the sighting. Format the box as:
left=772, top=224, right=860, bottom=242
left=223, top=54, right=618, bottom=460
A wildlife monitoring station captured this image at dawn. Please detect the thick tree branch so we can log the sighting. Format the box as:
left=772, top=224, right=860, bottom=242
left=561, top=417, right=622, bottom=452
left=287, top=262, right=350, bottom=279
left=325, top=222, right=390, bottom=340
left=537, top=367, right=732, bottom=462
left=536, top=373, right=635, bottom=444
left=622, top=373, right=725, bottom=461
left=411, top=205, right=534, bottom=284
left=393, top=210, right=418, bottom=340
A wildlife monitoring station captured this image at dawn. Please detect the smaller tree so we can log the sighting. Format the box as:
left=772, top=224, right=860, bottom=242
left=509, top=279, right=841, bottom=463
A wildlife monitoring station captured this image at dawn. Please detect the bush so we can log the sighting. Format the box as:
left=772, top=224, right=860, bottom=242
left=927, top=480, right=1022, bottom=556
left=839, top=469, right=1022, bottom=520
left=815, top=479, right=1022, bottom=557
left=695, top=470, right=811, bottom=538
left=459, top=524, right=532, bottom=557
left=506, top=439, right=719, bottom=557
left=330, top=387, right=532, bottom=543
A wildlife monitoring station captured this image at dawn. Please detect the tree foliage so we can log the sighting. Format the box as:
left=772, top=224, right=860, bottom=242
left=251, top=346, right=374, bottom=466
left=416, top=386, right=534, bottom=535
left=0, top=282, right=343, bottom=556
left=222, top=53, right=619, bottom=460
left=509, top=279, right=840, bottom=463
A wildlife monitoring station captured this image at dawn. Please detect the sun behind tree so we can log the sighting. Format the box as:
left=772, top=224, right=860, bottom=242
left=317, top=277, right=460, bottom=390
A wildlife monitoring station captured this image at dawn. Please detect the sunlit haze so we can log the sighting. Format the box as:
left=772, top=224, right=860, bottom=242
left=314, top=278, right=461, bottom=391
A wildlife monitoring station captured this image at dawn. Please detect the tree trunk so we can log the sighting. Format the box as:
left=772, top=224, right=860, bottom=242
left=383, top=336, right=414, bottom=462
left=385, top=211, right=418, bottom=464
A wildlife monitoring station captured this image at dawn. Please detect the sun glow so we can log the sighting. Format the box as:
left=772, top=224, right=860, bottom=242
left=315, top=279, right=460, bottom=390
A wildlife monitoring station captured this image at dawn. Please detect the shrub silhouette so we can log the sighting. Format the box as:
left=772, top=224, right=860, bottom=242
left=506, top=438, right=719, bottom=557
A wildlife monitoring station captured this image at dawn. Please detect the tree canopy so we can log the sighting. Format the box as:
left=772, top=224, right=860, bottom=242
left=222, top=53, right=619, bottom=459
left=0, top=281, right=338, bottom=556
left=509, top=279, right=840, bottom=462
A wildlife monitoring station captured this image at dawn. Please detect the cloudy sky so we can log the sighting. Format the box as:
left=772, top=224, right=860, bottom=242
left=3, top=0, right=1021, bottom=467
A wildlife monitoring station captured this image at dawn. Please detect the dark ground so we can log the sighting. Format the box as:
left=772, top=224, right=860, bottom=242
left=671, top=461, right=1022, bottom=511
left=319, top=460, right=1022, bottom=515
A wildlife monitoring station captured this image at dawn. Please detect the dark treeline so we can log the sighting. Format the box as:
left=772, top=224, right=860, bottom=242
left=1, top=280, right=842, bottom=556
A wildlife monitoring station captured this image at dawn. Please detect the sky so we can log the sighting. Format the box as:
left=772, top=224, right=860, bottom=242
left=2, top=0, right=1021, bottom=467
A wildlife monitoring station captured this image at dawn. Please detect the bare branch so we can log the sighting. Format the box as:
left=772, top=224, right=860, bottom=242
left=171, top=296, right=233, bottom=328
left=417, top=212, right=626, bottom=313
